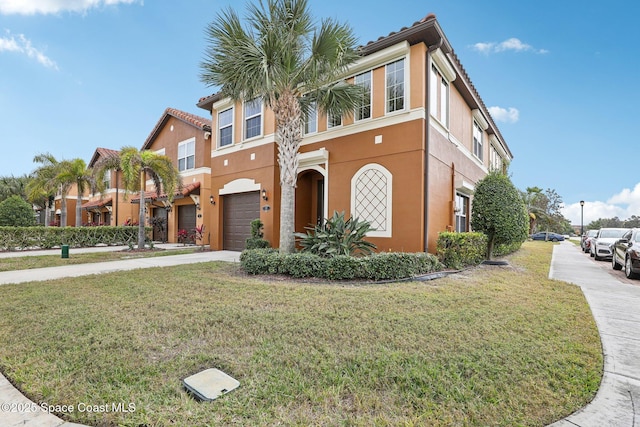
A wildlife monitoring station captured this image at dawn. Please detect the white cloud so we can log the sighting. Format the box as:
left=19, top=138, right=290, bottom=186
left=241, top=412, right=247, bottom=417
left=0, top=30, right=58, bottom=69
left=0, top=0, right=138, bottom=15
left=472, top=37, right=548, bottom=55
left=562, top=183, right=640, bottom=226
left=488, top=106, right=519, bottom=123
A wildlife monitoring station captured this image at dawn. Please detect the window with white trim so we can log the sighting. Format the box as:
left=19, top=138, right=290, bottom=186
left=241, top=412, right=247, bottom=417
left=218, top=108, right=233, bottom=148
left=430, top=65, right=449, bottom=127
left=351, top=163, right=392, bottom=238
left=473, top=121, right=484, bottom=161
left=304, top=102, right=317, bottom=134
left=386, top=59, right=405, bottom=113
left=490, top=145, right=503, bottom=172
left=455, top=193, right=469, bottom=232
left=355, top=70, right=371, bottom=121
left=244, top=98, right=262, bottom=139
left=103, top=169, right=111, bottom=190
left=328, top=111, right=342, bottom=129
left=178, top=139, right=195, bottom=172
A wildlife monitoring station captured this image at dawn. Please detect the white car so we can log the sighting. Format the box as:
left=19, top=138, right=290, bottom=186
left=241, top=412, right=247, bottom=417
left=591, top=228, right=630, bottom=261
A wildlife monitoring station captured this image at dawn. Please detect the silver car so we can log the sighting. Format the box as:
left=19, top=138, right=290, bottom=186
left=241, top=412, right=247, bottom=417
left=591, top=228, right=630, bottom=261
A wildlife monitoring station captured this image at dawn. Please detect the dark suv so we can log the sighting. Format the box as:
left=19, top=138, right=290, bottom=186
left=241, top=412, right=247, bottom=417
left=611, top=228, right=640, bottom=279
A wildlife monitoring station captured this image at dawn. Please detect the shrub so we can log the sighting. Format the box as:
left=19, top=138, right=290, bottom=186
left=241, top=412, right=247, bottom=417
left=240, top=249, right=443, bottom=281
left=437, top=232, right=488, bottom=269
left=0, top=226, right=146, bottom=251
left=295, top=211, right=376, bottom=257
left=246, top=218, right=270, bottom=249
left=0, top=196, right=36, bottom=227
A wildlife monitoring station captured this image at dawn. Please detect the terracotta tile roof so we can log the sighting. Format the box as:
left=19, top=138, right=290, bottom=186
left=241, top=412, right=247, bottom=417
left=88, top=147, right=120, bottom=167
left=130, top=181, right=201, bottom=203
left=142, top=108, right=212, bottom=150
left=82, top=197, right=112, bottom=210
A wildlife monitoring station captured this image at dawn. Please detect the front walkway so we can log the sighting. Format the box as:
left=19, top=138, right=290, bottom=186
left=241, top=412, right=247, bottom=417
left=548, top=241, right=640, bottom=426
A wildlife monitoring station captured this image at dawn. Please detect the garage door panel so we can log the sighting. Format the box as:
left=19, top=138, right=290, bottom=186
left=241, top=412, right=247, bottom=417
left=223, top=192, right=260, bottom=251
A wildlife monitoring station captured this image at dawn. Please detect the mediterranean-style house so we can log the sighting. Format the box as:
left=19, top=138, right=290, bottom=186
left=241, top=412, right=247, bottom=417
left=81, top=108, right=212, bottom=244
left=195, top=14, right=513, bottom=253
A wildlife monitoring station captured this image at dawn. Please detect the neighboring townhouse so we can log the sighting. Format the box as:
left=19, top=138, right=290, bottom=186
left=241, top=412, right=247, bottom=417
left=197, top=14, right=513, bottom=254
left=83, top=147, right=138, bottom=227
left=52, top=185, right=85, bottom=227
left=131, top=108, right=213, bottom=244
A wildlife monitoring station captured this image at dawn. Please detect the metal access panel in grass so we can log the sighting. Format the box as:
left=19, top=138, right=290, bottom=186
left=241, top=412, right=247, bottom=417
left=183, top=368, right=240, bottom=401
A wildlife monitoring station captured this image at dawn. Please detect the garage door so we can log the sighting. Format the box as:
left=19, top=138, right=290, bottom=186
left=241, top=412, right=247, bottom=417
left=178, top=204, right=196, bottom=244
left=223, top=191, right=260, bottom=251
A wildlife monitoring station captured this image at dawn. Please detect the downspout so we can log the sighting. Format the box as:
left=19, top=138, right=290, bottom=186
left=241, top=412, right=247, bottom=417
left=115, top=169, right=119, bottom=226
left=424, top=38, right=443, bottom=252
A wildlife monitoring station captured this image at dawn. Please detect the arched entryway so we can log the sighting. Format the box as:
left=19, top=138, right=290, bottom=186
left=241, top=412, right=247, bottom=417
left=295, top=169, right=325, bottom=233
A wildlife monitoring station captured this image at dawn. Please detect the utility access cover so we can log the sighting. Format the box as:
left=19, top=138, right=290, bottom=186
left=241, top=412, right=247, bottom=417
left=183, top=368, right=240, bottom=401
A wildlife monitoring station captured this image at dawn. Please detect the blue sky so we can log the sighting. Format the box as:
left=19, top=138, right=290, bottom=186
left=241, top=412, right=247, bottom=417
left=1, top=0, right=638, bottom=226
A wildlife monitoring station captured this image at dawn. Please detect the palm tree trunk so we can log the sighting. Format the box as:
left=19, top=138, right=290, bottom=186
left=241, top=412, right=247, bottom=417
left=275, top=91, right=302, bottom=254
left=138, top=174, right=146, bottom=249
left=60, top=196, right=67, bottom=227
left=76, top=194, right=82, bottom=227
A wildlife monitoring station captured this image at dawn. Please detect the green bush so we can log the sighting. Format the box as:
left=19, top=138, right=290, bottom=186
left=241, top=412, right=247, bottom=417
left=0, top=226, right=148, bottom=251
left=240, top=249, right=443, bottom=281
left=295, top=211, right=376, bottom=257
left=437, top=232, right=488, bottom=270
left=246, top=218, right=270, bottom=249
left=0, top=196, right=36, bottom=227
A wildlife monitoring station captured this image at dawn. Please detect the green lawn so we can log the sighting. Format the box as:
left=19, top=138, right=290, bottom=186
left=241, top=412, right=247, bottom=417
left=0, top=247, right=200, bottom=271
left=0, top=241, right=602, bottom=426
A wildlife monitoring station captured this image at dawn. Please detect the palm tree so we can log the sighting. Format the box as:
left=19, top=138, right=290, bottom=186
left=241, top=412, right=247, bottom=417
left=57, top=158, right=93, bottom=227
left=200, top=0, right=363, bottom=253
left=94, top=146, right=180, bottom=249
left=28, top=153, right=64, bottom=226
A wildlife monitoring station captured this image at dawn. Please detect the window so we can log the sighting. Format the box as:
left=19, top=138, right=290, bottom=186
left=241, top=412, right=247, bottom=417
left=490, top=145, right=503, bottom=171
left=455, top=193, right=469, bottom=232
left=430, top=65, right=449, bottom=127
left=473, top=121, right=483, bottom=161
left=103, top=169, right=111, bottom=190
left=386, top=59, right=405, bottom=113
left=304, top=102, right=317, bottom=134
left=244, top=98, right=262, bottom=139
left=328, top=111, right=342, bottom=128
left=355, top=71, right=371, bottom=121
left=218, top=108, right=233, bottom=147
left=178, top=139, right=195, bottom=172
left=351, top=164, right=392, bottom=238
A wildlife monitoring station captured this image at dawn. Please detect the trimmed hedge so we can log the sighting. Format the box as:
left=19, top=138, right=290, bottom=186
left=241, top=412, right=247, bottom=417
left=437, top=231, right=487, bottom=270
left=0, top=226, right=149, bottom=251
left=240, top=249, right=443, bottom=281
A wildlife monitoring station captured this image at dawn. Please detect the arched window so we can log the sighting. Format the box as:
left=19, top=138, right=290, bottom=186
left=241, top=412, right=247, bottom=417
left=351, top=164, right=392, bottom=237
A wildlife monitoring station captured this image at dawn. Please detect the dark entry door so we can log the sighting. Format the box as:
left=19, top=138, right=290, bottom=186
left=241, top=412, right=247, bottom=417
left=223, top=192, right=260, bottom=251
left=178, top=205, right=196, bottom=244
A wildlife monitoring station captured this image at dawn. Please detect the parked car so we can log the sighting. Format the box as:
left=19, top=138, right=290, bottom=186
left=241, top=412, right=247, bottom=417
left=530, top=231, right=565, bottom=242
left=590, top=228, right=630, bottom=261
left=581, top=229, right=599, bottom=253
left=611, top=228, right=640, bottom=279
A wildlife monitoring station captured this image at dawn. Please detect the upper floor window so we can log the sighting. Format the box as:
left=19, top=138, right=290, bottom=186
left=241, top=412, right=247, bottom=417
left=386, top=59, right=405, bottom=113
left=103, top=169, right=111, bottom=190
left=490, top=145, right=503, bottom=172
left=218, top=108, right=233, bottom=148
left=473, top=121, right=484, bottom=161
left=355, top=70, right=371, bottom=121
left=304, top=101, right=317, bottom=135
left=178, top=139, right=195, bottom=172
left=244, top=98, right=262, bottom=139
left=430, top=65, right=449, bottom=127
left=328, top=111, right=342, bottom=129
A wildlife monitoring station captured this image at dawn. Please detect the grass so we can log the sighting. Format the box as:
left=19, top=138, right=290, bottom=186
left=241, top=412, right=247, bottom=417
left=0, top=247, right=200, bottom=271
left=0, top=241, right=602, bottom=426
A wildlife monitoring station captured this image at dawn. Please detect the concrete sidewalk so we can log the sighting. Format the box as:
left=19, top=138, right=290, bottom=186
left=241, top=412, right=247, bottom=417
left=0, top=245, right=241, bottom=286
left=549, top=240, right=640, bottom=426
left=0, top=245, right=241, bottom=426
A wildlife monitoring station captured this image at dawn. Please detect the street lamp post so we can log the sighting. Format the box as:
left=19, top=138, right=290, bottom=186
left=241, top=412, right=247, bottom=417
left=580, top=200, right=585, bottom=236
